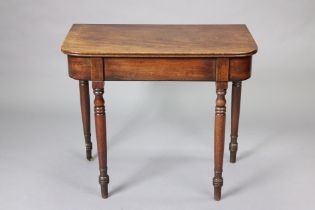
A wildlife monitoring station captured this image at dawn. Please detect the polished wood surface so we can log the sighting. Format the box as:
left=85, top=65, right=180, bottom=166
left=92, top=81, right=109, bottom=198
left=62, top=24, right=257, bottom=201
left=213, top=81, right=228, bottom=201
left=62, top=24, right=257, bottom=57
left=67, top=56, right=252, bottom=81
left=212, top=58, right=229, bottom=200
left=105, top=58, right=216, bottom=81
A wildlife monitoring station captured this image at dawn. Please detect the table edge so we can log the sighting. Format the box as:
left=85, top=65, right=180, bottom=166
left=60, top=49, right=258, bottom=58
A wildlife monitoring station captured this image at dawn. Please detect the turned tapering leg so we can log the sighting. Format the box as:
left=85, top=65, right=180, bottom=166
left=213, top=81, right=228, bottom=201
left=230, top=81, right=242, bottom=163
left=79, top=81, right=92, bottom=161
left=92, top=81, right=109, bottom=199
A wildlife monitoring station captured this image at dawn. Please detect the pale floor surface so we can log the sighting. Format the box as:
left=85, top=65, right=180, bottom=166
left=0, top=109, right=314, bottom=210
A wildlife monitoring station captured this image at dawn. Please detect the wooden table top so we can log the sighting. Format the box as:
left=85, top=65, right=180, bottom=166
left=61, top=24, right=257, bottom=57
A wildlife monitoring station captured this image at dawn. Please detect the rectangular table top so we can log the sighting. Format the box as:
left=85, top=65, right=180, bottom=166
left=61, top=24, right=257, bottom=57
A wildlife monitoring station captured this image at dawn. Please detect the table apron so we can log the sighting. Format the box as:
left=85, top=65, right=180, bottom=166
left=68, top=56, right=252, bottom=81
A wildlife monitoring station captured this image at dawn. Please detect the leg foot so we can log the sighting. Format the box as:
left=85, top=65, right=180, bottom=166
left=85, top=139, right=92, bottom=161
left=214, top=187, right=222, bottom=201
left=213, top=175, right=223, bottom=201
left=99, top=172, right=109, bottom=198
left=101, top=184, right=108, bottom=199
left=229, top=141, right=237, bottom=163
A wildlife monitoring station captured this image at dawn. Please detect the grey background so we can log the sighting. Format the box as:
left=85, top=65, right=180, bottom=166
left=0, top=0, right=314, bottom=209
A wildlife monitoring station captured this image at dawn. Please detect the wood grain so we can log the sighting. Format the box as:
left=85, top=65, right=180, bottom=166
left=68, top=56, right=91, bottom=80
left=104, top=58, right=216, bottom=81
left=229, top=57, right=252, bottom=80
left=68, top=56, right=252, bottom=81
left=216, top=58, right=229, bottom=81
left=62, top=24, right=257, bottom=57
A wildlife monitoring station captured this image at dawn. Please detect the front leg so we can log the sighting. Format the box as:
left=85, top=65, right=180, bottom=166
left=92, top=81, right=109, bottom=198
left=213, top=81, right=228, bottom=201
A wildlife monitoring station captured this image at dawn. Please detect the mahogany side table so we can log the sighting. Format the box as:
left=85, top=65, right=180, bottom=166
left=61, top=24, right=257, bottom=201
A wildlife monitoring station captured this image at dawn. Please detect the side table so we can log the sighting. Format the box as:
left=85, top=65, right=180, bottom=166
left=61, top=24, right=258, bottom=200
